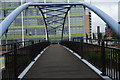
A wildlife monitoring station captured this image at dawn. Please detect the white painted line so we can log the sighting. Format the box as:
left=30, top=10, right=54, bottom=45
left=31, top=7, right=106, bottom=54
left=34, top=49, right=47, bottom=61
left=18, top=46, right=49, bottom=79
left=63, top=46, right=82, bottom=59
left=18, top=61, right=34, bottom=79
left=62, top=46, right=112, bottom=80
left=81, top=59, right=102, bottom=74
left=34, top=54, right=41, bottom=61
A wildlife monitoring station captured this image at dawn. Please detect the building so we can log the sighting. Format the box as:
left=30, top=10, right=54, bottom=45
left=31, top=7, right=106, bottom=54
left=85, top=8, right=91, bottom=39
left=97, top=26, right=100, bottom=39
left=105, top=24, right=113, bottom=39
left=0, top=0, right=90, bottom=44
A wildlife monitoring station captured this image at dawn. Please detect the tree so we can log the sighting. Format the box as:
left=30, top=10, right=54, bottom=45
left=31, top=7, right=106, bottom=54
left=99, top=33, right=103, bottom=39
left=112, top=32, right=120, bottom=39
left=97, top=33, right=103, bottom=39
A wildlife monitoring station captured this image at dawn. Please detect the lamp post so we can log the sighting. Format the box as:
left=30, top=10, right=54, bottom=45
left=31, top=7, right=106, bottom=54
left=67, top=0, right=71, bottom=41
left=44, top=0, right=48, bottom=41
left=21, top=0, right=24, bottom=46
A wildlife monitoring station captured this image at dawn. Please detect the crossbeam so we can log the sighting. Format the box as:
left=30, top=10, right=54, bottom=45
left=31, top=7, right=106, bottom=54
left=37, top=5, right=72, bottom=40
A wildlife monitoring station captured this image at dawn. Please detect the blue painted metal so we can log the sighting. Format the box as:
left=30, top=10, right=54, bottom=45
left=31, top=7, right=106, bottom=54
left=0, top=1, right=119, bottom=37
left=37, top=6, right=49, bottom=40
left=48, top=25, right=63, bottom=32
left=0, top=2, right=32, bottom=37
left=61, top=5, right=73, bottom=40
left=37, top=4, right=72, bottom=38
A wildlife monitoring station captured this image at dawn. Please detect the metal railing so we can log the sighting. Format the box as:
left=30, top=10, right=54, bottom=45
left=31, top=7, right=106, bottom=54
left=1, top=40, right=50, bottom=80
left=83, top=38, right=120, bottom=47
left=60, top=39, right=120, bottom=80
left=73, top=38, right=120, bottom=47
left=104, top=47, right=120, bottom=79
left=0, top=41, right=31, bottom=52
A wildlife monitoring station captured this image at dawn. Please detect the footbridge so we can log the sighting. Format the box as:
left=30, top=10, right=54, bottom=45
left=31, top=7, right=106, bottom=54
left=0, top=1, right=120, bottom=80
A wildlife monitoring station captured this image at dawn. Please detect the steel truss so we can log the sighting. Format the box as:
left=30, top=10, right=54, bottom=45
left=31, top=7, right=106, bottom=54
left=37, top=5, right=72, bottom=40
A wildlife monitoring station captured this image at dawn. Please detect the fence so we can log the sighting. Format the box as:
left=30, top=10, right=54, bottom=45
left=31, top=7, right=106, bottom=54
left=83, top=38, right=120, bottom=47
left=1, top=40, right=50, bottom=80
left=60, top=39, right=120, bottom=80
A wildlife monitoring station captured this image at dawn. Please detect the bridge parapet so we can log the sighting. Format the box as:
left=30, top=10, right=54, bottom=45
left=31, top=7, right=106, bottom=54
left=60, top=39, right=120, bottom=80
left=1, top=40, right=50, bottom=79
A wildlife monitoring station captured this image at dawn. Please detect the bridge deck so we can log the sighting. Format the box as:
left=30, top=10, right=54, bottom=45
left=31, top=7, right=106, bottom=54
left=23, top=44, right=103, bottom=79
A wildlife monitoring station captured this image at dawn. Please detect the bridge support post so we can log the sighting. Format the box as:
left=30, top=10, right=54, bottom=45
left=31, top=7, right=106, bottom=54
left=80, top=38, right=83, bottom=59
left=101, top=40, right=106, bottom=76
left=13, top=43, right=18, bottom=79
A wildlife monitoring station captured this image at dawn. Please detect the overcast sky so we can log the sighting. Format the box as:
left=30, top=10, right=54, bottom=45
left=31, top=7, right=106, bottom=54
left=85, top=0, right=119, bottom=33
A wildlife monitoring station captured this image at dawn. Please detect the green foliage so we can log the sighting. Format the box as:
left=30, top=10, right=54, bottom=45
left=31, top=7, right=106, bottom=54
left=112, top=32, right=120, bottom=39
left=99, top=33, right=103, bottom=39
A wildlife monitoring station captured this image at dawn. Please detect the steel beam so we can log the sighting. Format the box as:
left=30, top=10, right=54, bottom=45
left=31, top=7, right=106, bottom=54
left=37, top=6, right=49, bottom=41
left=61, top=5, right=73, bottom=40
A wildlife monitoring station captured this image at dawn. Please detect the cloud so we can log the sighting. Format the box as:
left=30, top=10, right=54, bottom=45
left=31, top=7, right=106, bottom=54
left=92, top=2, right=118, bottom=21
left=85, top=0, right=118, bottom=33
left=85, top=0, right=120, bottom=2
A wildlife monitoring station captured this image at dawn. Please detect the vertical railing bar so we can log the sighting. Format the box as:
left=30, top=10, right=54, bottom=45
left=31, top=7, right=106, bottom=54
left=111, top=49, right=113, bottom=78
left=110, top=49, right=112, bottom=78
left=114, top=49, right=116, bottom=80
left=115, top=49, right=117, bottom=80
left=80, top=38, right=83, bottom=59
left=118, top=49, right=120, bottom=80
left=115, top=50, right=117, bottom=80
left=13, top=43, right=17, bottom=79
left=106, top=48, right=108, bottom=77
left=101, top=40, right=106, bottom=76
left=109, top=48, right=111, bottom=77
left=113, top=49, right=115, bottom=80
left=111, top=49, right=113, bottom=79
left=116, top=50, right=118, bottom=80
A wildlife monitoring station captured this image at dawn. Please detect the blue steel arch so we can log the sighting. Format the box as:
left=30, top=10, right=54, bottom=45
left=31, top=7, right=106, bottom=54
left=0, top=1, right=119, bottom=37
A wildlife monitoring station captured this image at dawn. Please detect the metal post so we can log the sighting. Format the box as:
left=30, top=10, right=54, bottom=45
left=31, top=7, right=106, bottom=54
left=61, top=6, right=72, bottom=40
left=21, top=0, right=24, bottom=46
left=90, top=38, right=91, bottom=44
left=101, top=40, right=106, bottom=76
left=118, top=49, right=120, bottom=80
left=80, top=38, right=83, bottom=59
left=106, top=40, right=108, bottom=47
left=67, top=0, right=71, bottom=41
left=31, top=41, right=34, bottom=45
left=37, top=6, right=49, bottom=41
left=13, top=43, right=17, bottom=79
left=98, top=39, right=100, bottom=46
left=39, top=40, right=41, bottom=43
